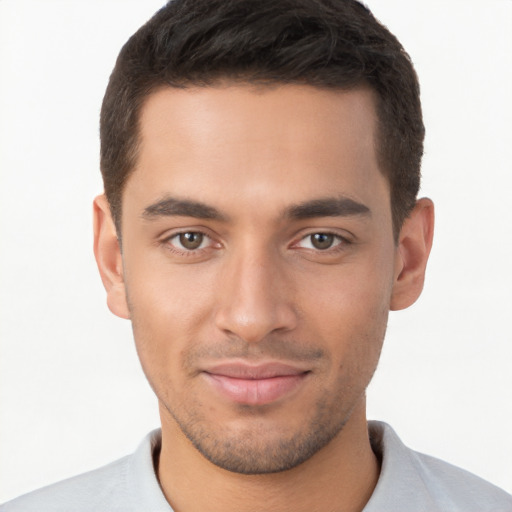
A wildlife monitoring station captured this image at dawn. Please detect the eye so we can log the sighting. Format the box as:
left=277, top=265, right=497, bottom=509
left=297, top=233, right=344, bottom=250
left=168, top=231, right=210, bottom=251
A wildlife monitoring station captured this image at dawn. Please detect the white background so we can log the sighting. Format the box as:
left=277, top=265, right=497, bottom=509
left=1, top=0, right=511, bottom=502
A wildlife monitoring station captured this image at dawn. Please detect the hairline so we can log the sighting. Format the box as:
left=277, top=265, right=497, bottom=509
left=110, top=78, right=402, bottom=243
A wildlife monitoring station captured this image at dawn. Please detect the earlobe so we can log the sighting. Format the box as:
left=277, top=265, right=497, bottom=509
left=390, top=198, right=435, bottom=311
left=93, top=195, right=130, bottom=319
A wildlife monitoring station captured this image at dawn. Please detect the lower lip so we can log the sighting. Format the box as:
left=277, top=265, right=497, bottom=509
left=204, top=373, right=308, bottom=406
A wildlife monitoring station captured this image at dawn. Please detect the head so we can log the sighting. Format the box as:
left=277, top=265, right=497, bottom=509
left=94, top=0, right=433, bottom=476
left=100, top=0, right=424, bottom=241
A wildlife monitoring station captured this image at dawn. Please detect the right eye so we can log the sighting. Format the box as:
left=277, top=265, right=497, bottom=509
left=167, top=231, right=211, bottom=251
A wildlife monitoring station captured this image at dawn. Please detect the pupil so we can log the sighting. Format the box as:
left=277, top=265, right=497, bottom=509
left=180, top=232, right=203, bottom=250
left=312, top=233, right=333, bottom=250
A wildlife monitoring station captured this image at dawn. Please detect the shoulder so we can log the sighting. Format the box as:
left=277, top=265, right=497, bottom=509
left=0, top=456, right=131, bottom=512
left=407, top=449, right=512, bottom=511
left=0, top=429, right=171, bottom=512
left=366, top=421, right=512, bottom=512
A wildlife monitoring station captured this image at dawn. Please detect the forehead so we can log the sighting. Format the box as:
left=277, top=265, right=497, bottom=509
left=125, top=83, right=389, bottom=220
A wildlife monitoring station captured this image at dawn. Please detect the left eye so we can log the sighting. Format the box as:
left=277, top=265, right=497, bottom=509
left=297, top=233, right=343, bottom=250
left=169, top=232, right=210, bottom=250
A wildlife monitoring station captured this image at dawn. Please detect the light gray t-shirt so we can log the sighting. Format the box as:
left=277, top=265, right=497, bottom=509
left=2, top=421, right=511, bottom=511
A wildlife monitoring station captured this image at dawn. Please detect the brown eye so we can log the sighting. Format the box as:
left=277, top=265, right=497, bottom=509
left=310, top=233, right=335, bottom=250
left=178, top=232, right=204, bottom=250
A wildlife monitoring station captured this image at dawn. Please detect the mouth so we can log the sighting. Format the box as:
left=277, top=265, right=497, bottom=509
left=202, top=361, right=311, bottom=406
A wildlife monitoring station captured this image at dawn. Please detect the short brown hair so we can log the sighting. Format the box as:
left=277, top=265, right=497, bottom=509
left=100, top=0, right=424, bottom=239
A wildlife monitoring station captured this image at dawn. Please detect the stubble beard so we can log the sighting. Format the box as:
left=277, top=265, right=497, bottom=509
left=129, top=300, right=386, bottom=476
left=158, top=375, right=367, bottom=475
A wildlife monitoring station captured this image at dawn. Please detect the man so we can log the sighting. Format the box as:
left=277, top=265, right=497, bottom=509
left=1, top=0, right=511, bottom=510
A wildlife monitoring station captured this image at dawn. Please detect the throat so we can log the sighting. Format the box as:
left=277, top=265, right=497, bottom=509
left=156, top=402, right=380, bottom=512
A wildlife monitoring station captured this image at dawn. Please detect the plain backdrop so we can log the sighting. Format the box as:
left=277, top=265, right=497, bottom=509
left=1, top=0, right=511, bottom=502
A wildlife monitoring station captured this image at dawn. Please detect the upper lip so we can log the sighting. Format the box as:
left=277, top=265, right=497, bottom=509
left=203, top=361, right=310, bottom=379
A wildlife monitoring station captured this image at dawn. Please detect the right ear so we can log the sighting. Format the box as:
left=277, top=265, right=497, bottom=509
left=93, top=195, right=130, bottom=319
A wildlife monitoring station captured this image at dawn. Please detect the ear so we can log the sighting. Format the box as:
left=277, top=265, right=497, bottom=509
left=93, top=194, right=130, bottom=319
left=390, top=198, right=435, bottom=311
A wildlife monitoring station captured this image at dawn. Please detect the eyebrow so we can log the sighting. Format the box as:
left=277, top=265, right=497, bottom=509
left=142, top=197, right=228, bottom=221
left=141, top=195, right=370, bottom=222
left=285, top=197, right=371, bottom=220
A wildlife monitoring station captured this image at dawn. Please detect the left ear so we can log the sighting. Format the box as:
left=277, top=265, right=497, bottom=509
left=390, top=198, right=435, bottom=311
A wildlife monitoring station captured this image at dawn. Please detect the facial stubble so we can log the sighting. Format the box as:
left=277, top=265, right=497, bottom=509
left=131, top=319, right=385, bottom=476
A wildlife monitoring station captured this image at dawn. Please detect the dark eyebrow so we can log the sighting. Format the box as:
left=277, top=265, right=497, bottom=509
left=286, top=197, right=371, bottom=220
left=142, top=196, right=369, bottom=222
left=142, top=197, right=228, bottom=221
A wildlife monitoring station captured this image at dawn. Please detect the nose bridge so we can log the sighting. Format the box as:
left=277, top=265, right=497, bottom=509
left=214, top=238, right=297, bottom=343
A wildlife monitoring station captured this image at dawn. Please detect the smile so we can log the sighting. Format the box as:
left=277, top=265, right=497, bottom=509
left=202, top=362, right=311, bottom=406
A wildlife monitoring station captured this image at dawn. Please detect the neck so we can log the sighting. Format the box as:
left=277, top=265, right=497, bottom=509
left=157, top=400, right=380, bottom=512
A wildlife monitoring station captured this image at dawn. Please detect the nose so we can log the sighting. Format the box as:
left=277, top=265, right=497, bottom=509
left=214, top=247, right=298, bottom=343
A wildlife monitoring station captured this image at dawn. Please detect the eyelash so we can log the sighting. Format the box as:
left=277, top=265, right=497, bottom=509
left=296, top=232, right=348, bottom=249
left=161, top=230, right=216, bottom=256
left=161, top=230, right=351, bottom=257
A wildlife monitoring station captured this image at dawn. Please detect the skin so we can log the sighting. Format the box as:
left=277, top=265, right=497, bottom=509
left=94, top=84, right=434, bottom=512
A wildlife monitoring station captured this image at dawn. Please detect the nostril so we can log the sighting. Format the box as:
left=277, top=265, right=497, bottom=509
left=214, top=303, right=298, bottom=344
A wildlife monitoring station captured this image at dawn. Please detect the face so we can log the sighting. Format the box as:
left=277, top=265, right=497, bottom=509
left=107, top=84, right=403, bottom=474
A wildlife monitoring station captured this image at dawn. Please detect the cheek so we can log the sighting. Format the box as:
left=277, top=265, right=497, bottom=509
left=297, top=255, right=392, bottom=366
left=123, top=259, right=218, bottom=383
left=125, top=246, right=217, bottom=324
